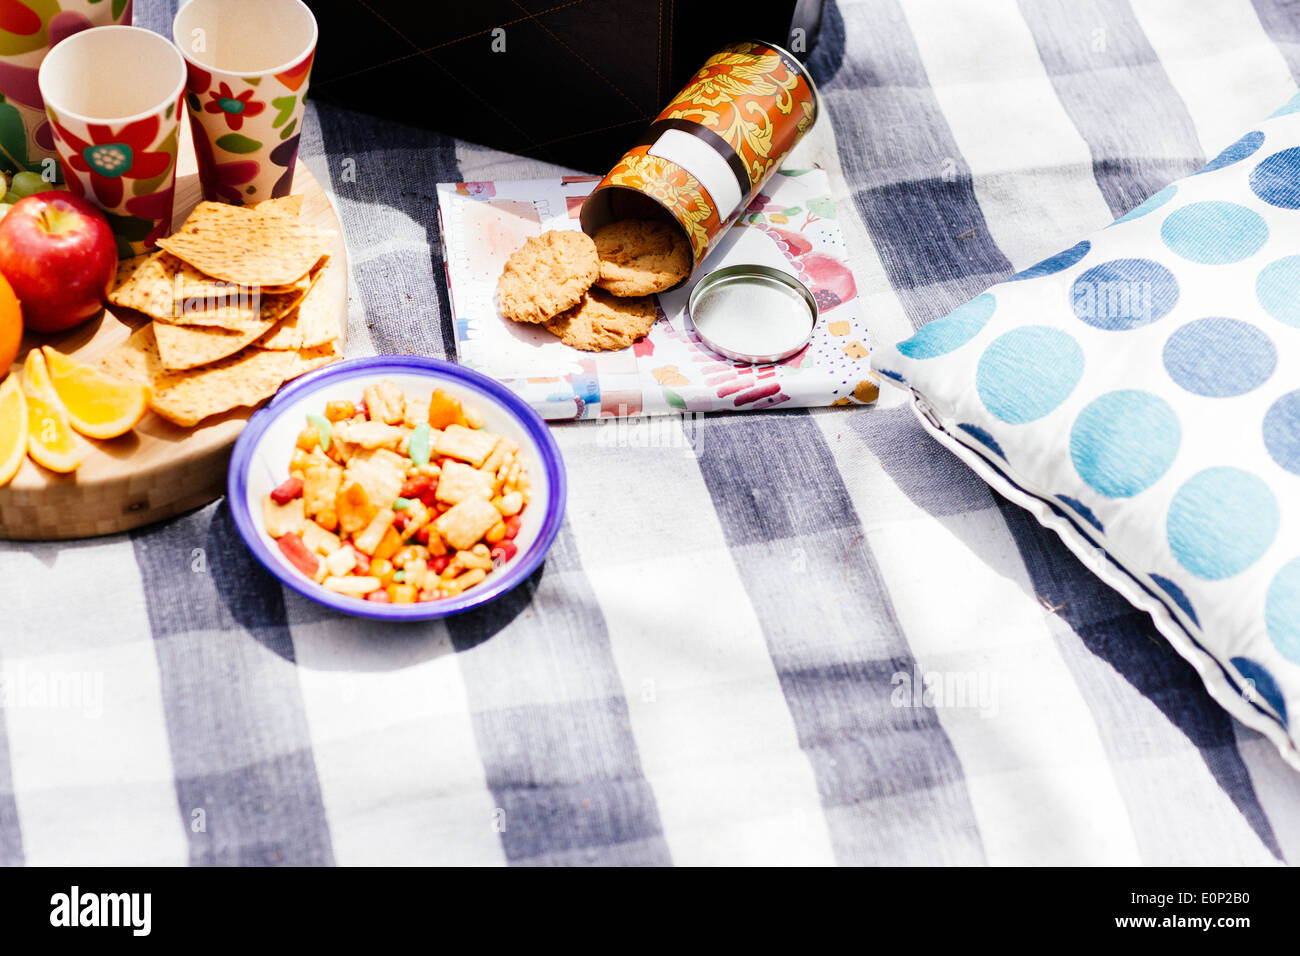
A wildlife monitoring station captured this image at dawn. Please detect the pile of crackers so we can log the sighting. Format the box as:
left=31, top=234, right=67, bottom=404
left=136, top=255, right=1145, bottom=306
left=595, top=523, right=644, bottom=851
left=104, top=196, right=341, bottom=427
left=496, top=219, right=691, bottom=352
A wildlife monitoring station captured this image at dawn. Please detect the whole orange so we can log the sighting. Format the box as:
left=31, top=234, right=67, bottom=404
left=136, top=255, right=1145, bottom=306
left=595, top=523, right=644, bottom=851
left=0, top=271, right=21, bottom=373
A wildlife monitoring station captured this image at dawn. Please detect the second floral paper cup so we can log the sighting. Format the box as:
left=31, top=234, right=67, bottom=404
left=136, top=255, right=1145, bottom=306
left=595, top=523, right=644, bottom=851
left=38, top=25, right=186, bottom=257
left=173, top=0, right=317, bottom=205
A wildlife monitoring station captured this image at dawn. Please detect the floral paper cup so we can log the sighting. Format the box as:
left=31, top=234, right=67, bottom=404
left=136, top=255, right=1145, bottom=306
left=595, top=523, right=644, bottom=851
left=0, top=0, right=133, bottom=180
left=38, top=25, right=185, bottom=257
left=173, top=0, right=316, bottom=205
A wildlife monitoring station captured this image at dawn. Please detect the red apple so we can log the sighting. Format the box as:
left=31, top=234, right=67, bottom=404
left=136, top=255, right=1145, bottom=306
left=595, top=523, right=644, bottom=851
left=0, top=191, right=117, bottom=334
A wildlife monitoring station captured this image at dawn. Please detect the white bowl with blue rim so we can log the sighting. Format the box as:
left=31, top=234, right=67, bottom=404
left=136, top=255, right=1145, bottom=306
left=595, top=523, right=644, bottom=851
left=227, top=356, right=567, bottom=620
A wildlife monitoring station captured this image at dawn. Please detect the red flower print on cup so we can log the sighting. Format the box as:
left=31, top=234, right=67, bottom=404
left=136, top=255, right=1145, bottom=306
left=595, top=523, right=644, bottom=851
left=204, top=82, right=265, bottom=132
left=184, top=62, right=212, bottom=113
left=49, top=115, right=174, bottom=209
left=192, top=124, right=259, bottom=204
left=125, top=184, right=177, bottom=250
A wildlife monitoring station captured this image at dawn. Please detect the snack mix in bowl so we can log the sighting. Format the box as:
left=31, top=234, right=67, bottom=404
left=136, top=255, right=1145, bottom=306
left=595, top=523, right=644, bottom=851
left=263, top=378, right=529, bottom=605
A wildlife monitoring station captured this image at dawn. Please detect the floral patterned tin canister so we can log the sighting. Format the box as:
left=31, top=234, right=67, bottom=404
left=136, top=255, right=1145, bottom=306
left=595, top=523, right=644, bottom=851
left=580, top=39, right=819, bottom=275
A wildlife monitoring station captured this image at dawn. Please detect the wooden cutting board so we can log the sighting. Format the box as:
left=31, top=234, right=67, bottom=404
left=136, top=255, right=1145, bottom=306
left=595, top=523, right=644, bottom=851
left=0, top=127, right=348, bottom=542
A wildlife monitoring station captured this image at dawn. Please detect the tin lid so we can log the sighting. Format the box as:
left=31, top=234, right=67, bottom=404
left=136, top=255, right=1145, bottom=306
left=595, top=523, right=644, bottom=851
left=687, top=265, right=818, bottom=364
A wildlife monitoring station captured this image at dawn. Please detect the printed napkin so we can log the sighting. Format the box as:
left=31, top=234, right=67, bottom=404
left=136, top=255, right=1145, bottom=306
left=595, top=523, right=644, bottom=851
left=436, top=169, right=877, bottom=420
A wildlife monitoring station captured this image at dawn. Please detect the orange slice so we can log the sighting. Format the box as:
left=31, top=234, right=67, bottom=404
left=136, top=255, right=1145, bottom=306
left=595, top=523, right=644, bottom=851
left=0, top=273, right=21, bottom=373
left=0, top=373, right=29, bottom=488
left=22, top=350, right=81, bottom=473
left=40, top=345, right=150, bottom=440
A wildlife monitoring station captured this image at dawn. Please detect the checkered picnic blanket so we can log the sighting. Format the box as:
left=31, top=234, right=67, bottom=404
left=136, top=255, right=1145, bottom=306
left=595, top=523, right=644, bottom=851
left=2, top=0, right=1299, bottom=866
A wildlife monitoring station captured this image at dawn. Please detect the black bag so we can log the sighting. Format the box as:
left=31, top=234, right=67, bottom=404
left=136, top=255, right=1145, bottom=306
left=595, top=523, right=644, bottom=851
left=304, top=0, right=823, bottom=171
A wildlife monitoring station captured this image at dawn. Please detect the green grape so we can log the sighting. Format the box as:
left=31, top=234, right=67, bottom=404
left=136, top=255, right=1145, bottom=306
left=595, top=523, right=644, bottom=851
left=0, top=203, right=12, bottom=221
left=0, top=173, right=7, bottom=198
left=0, top=192, right=15, bottom=206
left=8, top=171, right=46, bottom=199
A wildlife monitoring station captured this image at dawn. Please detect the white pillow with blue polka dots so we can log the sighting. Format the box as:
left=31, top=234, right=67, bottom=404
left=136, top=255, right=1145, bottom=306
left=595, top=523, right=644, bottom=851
left=877, top=96, right=1300, bottom=771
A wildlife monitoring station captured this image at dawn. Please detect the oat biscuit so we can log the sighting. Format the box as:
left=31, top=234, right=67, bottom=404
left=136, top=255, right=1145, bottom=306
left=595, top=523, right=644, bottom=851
left=544, top=287, right=658, bottom=352
left=593, top=219, right=691, bottom=296
left=497, top=229, right=599, bottom=324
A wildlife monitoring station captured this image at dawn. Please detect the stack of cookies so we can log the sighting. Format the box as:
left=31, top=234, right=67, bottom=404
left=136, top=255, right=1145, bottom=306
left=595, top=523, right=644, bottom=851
left=497, top=220, right=690, bottom=352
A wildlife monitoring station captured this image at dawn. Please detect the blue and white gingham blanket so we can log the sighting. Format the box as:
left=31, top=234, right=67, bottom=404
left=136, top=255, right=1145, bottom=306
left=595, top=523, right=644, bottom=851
left=2, top=0, right=1299, bottom=866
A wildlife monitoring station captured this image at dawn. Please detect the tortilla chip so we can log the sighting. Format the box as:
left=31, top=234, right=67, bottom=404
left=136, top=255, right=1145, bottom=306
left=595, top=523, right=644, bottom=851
left=253, top=253, right=328, bottom=296
left=159, top=252, right=271, bottom=306
left=256, top=260, right=341, bottom=350
left=150, top=351, right=302, bottom=427
left=100, top=325, right=163, bottom=387
left=154, top=317, right=283, bottom=370
left=109, top=253, right=173, bottom=316
left=258, top=273, right=318, bottom=296
left=294, top=339, right=342, bottom=367
left=254, top=195, right=304, bottom=220
left=153, top=249, right=319, bottom=307
left=110, top=252, right=307, bottom=331
left=167, top=256, right=325, bottom=330
left=115, top=253, right=155, bottom=289
left=101, top=325, right=338, bottom=427
left=156, top=201, right=328, bottom=287
left=162, top=278, right=305, bottom=331
left=160, top=293, right=301, bottom=331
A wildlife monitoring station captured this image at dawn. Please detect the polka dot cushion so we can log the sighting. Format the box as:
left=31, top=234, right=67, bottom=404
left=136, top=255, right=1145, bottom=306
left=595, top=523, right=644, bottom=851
left=878, top=96, right=1300, bottom=770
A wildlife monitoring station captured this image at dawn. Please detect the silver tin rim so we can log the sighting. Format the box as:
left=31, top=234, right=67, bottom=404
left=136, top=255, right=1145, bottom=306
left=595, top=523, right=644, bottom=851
left=687, top=264, right=819, bottom=365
